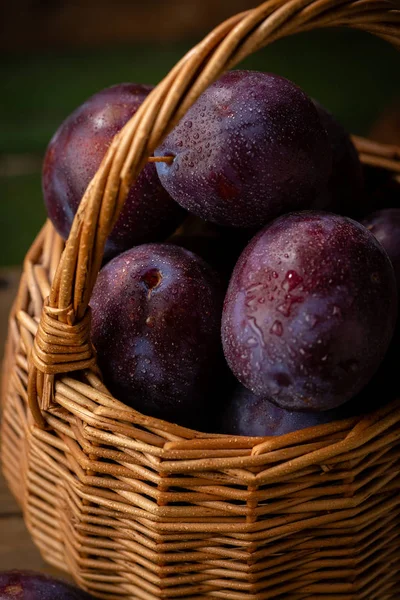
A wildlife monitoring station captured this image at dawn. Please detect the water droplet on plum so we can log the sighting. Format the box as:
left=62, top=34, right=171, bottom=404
left=270, top=320, right=283, bottom=336
left=282, top=270, right=303, bottom=292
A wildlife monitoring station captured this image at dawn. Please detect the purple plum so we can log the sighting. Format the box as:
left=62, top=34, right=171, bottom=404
left=155, top=70, right=332, bottom=228
left=222, top=212, right=397, bottom=412
left=0, top=571, right=94, bottom=599
left=221, top=384, right=341, bottom=437
left=90, top=243, right=225, bottom=426
left=43, top=83, right=184, bottom=261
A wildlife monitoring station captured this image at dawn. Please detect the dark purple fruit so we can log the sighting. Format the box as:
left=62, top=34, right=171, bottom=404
left=222, top=212, right=397, bottom=412
left=43, top=83, right=184, bottom=261
left=221, top=384, right=340, bottom=437
left=0, top=571, right=94, bottom=599
left=313, top=101, right=364, bottom=217
left=362, top=209, right=400, bottom=288
left=155, top=70, right=331, bottom=228
left=91, top=243, right=224, bottom=425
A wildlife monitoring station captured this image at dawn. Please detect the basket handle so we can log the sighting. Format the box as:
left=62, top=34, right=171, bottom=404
left=28, top=0, right=400, bottom=427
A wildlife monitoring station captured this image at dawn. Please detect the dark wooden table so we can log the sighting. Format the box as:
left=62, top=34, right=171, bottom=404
left=0, top=268, right=68, bottom=577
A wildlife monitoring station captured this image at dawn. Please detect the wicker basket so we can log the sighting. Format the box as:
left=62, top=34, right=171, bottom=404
left=2, top=1, right=400, bottom=598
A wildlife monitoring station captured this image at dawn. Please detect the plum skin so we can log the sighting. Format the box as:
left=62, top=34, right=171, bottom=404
left=362, top=209, right=400, bottom=289
left=222, top=211, right=398, bottom=412
left=90, top=243, right=225, bottom=426
left=0, top=571, right=94, bottom=599
left=43, top=83, right=184, bottom=262
left=221, top=385, right=341, bottom=437
left=155, top=70, right=331, bottom=228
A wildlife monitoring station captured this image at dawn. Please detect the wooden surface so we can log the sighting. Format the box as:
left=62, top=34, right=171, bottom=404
left=0, top=267, right=69, bottom=578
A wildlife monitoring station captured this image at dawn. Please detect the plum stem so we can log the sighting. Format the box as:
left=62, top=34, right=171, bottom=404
left=148, top=156, right=174, bottom=165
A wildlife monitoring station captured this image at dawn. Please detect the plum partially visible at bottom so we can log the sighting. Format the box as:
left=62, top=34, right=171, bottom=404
left=221, top=384, right=340, bottom=437
left=0, top=571, right=94, bottom=600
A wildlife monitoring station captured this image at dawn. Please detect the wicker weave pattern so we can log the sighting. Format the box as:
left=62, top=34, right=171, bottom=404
left=2, top=0, right=400, bottom=598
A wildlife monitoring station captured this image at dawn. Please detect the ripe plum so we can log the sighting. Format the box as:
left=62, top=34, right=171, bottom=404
left=91, top=243, right=225, bottom=425
left=221, top=384, right=340, bottom=436
left=222, top=212, right=397, bottom=411
left=43, top=83, right=184, bottom=261
left=155, top=70, right=331, bottom=228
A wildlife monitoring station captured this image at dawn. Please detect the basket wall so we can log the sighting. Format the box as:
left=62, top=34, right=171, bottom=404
left=2, top=220, right=400, bottom=599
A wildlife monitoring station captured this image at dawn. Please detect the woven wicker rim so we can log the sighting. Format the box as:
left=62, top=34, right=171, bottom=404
left=27, top=0, right=400, bottom=442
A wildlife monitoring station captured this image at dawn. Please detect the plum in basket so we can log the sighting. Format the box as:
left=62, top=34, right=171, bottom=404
left=0, top=571, right=94, bottom=599
left=90, top=243, right=226, bottom=427
left=155, top=70, right=331, bottom=228
left=221, top=384, right=341, bottom=437
left=43, top=83, right=184, bottom=262
left=222, top=211, right=397, bottom=412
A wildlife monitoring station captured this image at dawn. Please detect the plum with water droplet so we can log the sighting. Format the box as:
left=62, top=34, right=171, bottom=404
left=222, top=212, right=397, bottom=411
left=91, top=243, right=225, bottom=426
left=312, top=101, right=364, bottom=217
left=43, top=83, right=184, bottom=261
left=155, top=70, right=332, bottom=228
left=362, top=209, right=400, bottom=288
left=221, top=384, right=341, bottom=436
left=0, top=571, right=94, bottom=599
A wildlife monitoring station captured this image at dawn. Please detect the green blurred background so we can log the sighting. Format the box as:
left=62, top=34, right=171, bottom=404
left=1, top=0, right=399, bottom=267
